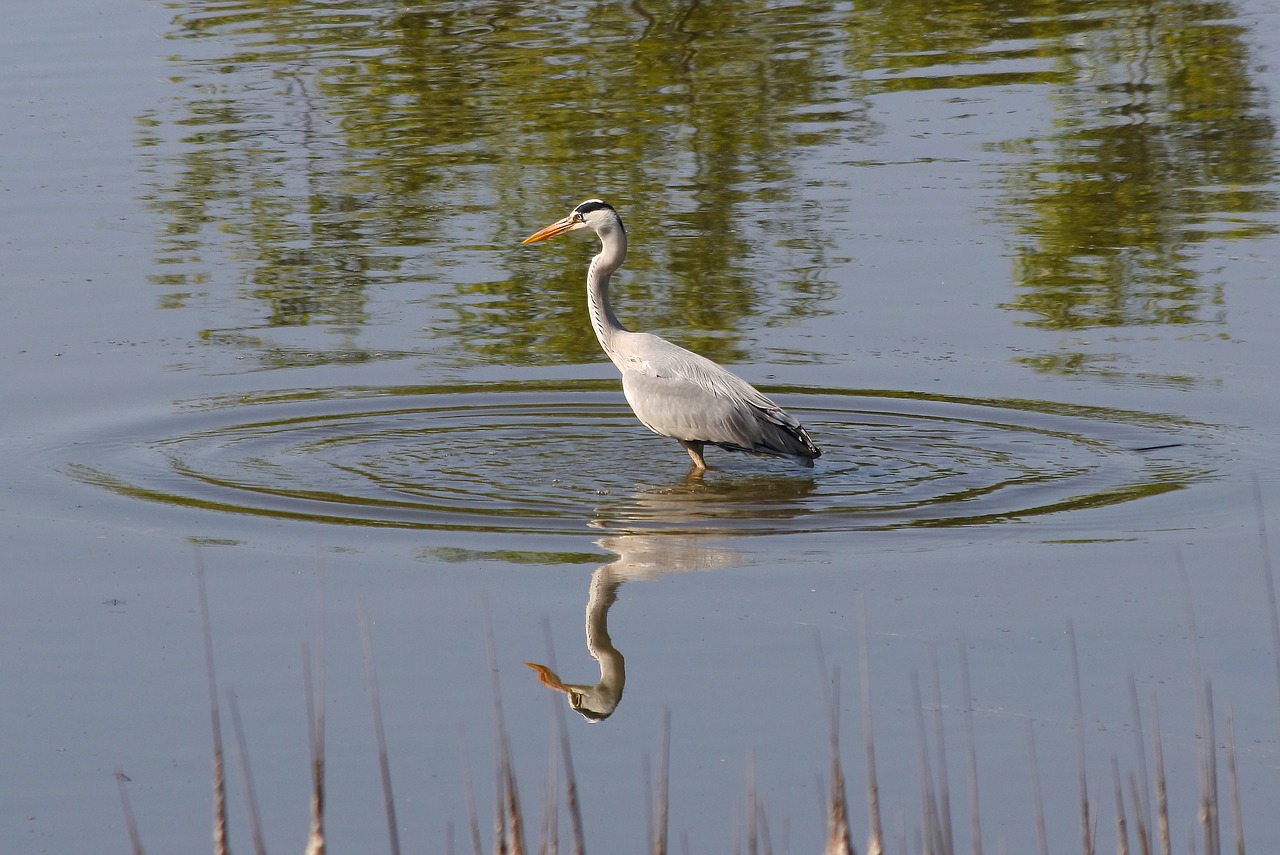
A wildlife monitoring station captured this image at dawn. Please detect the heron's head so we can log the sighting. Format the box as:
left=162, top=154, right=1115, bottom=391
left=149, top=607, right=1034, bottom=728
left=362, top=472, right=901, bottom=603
left=523, top=661, right=617, bottom=722
left=522, top=199, right=622, bottom=244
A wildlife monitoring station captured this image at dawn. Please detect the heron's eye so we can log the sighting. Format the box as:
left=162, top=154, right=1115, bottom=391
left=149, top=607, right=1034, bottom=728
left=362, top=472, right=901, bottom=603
left=573, top=213, right=584, bottom=222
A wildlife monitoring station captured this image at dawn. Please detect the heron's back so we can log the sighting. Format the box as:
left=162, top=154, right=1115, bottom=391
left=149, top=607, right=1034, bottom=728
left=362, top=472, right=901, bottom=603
left=614, top=332, right=820, bottom=463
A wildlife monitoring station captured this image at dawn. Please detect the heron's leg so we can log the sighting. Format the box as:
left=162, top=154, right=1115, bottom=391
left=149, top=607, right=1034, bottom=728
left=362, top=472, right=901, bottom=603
left=678, top=440, right=707, bottom=470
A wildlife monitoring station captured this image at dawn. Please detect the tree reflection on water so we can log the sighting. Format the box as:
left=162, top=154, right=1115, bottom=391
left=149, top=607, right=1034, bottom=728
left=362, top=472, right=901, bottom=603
left=138, top=0, right=1275, bottom=374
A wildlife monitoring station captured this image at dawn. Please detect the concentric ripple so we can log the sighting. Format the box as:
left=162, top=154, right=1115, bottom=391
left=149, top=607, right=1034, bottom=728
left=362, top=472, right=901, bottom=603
left=65, top=381, right=1212, bottom=536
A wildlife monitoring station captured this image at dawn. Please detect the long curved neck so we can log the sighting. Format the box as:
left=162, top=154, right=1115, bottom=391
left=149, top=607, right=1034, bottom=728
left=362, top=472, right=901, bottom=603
left=582, top=567, right=624, bottom=713
left=586, top=219, right=629, bottom=359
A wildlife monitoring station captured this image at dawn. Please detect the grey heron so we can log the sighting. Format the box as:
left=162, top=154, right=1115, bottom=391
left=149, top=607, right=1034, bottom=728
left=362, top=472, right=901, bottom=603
left=524, top=565, right=624, bottom=722
left=522, top=199, right=822, bottom=470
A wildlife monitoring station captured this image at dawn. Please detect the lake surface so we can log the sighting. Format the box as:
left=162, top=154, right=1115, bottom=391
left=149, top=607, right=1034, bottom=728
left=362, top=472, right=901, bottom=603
left=4, top=0, right=1280, bottom=851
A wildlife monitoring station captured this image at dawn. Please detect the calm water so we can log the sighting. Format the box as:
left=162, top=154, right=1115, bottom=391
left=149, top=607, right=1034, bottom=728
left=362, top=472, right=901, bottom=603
left=4, top=0, right=1280, bottom=851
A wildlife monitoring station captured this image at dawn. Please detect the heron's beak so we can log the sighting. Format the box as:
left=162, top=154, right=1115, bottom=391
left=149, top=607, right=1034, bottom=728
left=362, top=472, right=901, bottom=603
left=524, top=661, right=571, bottom=691
left=522, top=216, right=576, bottom=244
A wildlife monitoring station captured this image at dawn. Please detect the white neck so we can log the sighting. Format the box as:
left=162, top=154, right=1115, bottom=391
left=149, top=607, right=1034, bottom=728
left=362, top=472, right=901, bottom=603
left=586, top=216, right=629, bottom=361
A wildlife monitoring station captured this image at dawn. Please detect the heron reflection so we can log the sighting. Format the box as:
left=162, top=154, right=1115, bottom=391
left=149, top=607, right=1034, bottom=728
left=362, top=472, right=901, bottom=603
left=605, top=469, right=820, bottom=533
left=525, top=534, right=743, bottom=721
left=524, top=566, right=624, bottom=722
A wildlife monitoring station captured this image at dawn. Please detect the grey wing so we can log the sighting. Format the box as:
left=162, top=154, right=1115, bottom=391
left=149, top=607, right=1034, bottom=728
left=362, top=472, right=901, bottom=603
left=617, top=334, right=820, bottom=461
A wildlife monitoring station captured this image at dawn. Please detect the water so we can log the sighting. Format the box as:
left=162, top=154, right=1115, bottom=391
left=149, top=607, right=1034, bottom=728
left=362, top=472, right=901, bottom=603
left=4, top=0, right=1280, bottom=852
left=64, top=382, right=1210, bottom=534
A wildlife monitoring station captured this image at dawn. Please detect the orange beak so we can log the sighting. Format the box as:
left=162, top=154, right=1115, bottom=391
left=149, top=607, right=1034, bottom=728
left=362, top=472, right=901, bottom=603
left=523, top=661, right=570, bottom=691
left=522, top=215, right=577, bottom=244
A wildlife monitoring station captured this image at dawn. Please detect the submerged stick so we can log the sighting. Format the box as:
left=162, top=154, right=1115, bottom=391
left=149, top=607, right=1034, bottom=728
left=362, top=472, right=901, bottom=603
left=1128, top=772, right=1151, bottom=855
left=1026, top=720, right=1048, bottom=855
left=195, top=552, right=231, bottom=855
left=1250, top=475, right=1280, bottom=722
left=537, top=618, right=586, bottom=855
left=484, top=606, right=525, bottom=855
left=1067, top=620, right=1094, bottom=855
left=114, top=771, right=146, bottom=855
left=957, top=640, right=983, bottom=855
left=1199, top=682, right=1219, bottom=855
left=1127, top=671, right=1153, bottom=846
left=1151, top=697, right=1170, bottom=855
left=652, top=711, right=671, bottom=855
left=538, top=736, right=558, bottom=855
left=226, top=689, right=267, bottom=855
left=303, top=641, right=325, bottom=855
left=929, top=646, right=954, bottom=855
left=756, top=801, right=774, bottom=855
left=557, top=704, right=586, bottom=855
left=1224, top=707, right=1243, bottom=855
left=1113, top=757, right=1129, bottom=855
left=304, top=569, right=327, bottom=855
left=858, top=599, right=883, bottom=855
left=359, top=601, right=401, bottom=855
left=813, top=630, right=854, bottom=855
left=459, top=726, right=483, bottom=855
left=911, top=671, right=940, bottom=855
left=1179, top=563, right=1220, bottom=855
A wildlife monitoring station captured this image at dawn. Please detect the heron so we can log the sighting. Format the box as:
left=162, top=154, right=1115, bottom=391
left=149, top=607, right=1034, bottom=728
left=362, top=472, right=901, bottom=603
left=524, top=565, right=625, bottom=722
left=522, top=199, right=821, bottom=470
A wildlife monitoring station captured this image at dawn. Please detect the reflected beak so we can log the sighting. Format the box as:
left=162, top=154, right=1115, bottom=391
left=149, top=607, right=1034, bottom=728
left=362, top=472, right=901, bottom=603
left=522, top=216, right=576, bottom=244
left=524, top=661, right=570, bottom=691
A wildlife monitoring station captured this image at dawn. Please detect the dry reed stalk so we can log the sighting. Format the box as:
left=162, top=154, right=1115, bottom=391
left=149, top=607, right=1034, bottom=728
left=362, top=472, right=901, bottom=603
left=824, top=665, right=855, bottom=855
left=143, top=659, right=1254, bottom=855
left=1127, top=772, right=1150, bottom=855
left=128, top=532, right=1280, bottom=855
left=1113, top=757, right=1129, bottom=855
